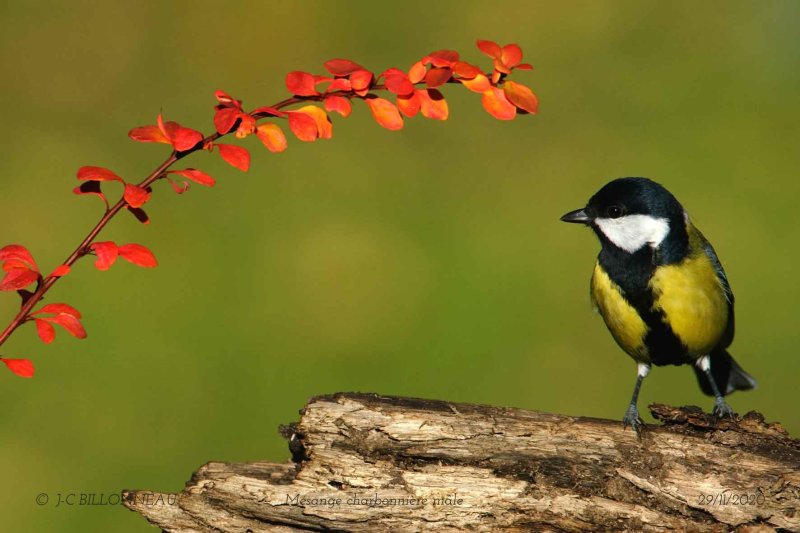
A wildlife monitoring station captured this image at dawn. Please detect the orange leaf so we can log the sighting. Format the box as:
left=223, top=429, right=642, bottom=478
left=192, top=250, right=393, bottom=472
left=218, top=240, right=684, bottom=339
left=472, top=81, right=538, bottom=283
left=256, top=123, right=288, bottom=153
left=408, top=61, right=426, bottom=84
left=287, top=112, right=318, bottom=142
left=1, top=358, right=34, bottom=378
left=482, top=87, right=516, bottom=120
left=36, top=320, right=55, bottom=344
left=452, top=61, right=482, bottom=79
left=214, top=108, right=240, bottom=134
left=426, top=50, right=459, bottom=68
left=324, top=59, right=364, bottom=77
left=128, top=125, right=170, bottom=145
left=396, top=92, right=421, bottom=118
left=477, top=39, right=502, bottom=59
left=235, top=115, right=256, bottom=138
left=350, top=69, right=373, bottom=95
left=417, top=89, right=449, bottom=120
left=460, top=73, right=491, bottom=93
left=424, top=68, right=452, bottom=88
left=216, top=144, right=250, bottom=171
left=503, top=81, right=538, bottom=114
left=366, top=98, right=403, bottom=130
left=168, top=169, right=215, bottom=187
left=50, top=265, right=70, bottom=278
left=501, top=44, right=523, bottom=68
left=118, top=243, right=158, bottom=268
left=324, top=95, right=352, bottom=118
left=285, top=71, right=318, bottom=96
left=91, top=241, right=119, bottom=271
left=296, top=106, right=333, bottom=140
left=327, top=78, right=352, bottom=92
left=77, top=166, right=123, bottom=183
left=124, top=184, right=151, bottom=208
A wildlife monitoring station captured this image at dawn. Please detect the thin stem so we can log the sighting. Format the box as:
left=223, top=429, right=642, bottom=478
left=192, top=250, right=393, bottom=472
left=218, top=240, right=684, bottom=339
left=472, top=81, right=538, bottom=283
left=0, top=82, right=429, bottom=350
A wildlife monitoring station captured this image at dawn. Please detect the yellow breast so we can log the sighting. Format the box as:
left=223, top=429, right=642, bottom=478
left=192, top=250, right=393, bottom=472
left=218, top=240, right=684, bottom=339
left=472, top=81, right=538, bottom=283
left=590, top=263, right=649, bottom=361
left=649, top=251, right=729, bottom=356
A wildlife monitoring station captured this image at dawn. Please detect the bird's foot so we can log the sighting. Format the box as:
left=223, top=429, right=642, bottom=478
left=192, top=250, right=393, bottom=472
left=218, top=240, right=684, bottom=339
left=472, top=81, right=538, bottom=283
left=623, top=404, right=645, bottom=436
left=712, top=399, right=736, bottom=420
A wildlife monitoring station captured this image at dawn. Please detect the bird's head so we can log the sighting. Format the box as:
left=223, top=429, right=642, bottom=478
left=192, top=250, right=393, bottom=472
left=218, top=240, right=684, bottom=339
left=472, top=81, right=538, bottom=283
left=561, top=177, right=687, bottom=254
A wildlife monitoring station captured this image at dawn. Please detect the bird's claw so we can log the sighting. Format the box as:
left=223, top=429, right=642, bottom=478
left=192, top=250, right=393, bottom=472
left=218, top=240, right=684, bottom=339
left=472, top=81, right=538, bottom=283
left=623, top=405, right=645, bottom=436
left=712, top=399, right=736, bottom=420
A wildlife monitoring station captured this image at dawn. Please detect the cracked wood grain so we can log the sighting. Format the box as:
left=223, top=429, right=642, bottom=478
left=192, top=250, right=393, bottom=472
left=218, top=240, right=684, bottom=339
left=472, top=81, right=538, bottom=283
left=123, top=393, right=800, bottom=532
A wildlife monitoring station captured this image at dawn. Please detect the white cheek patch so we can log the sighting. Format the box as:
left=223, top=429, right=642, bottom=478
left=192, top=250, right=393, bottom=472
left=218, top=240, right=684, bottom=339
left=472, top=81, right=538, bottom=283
left=594, top=214, right=670, bottom=253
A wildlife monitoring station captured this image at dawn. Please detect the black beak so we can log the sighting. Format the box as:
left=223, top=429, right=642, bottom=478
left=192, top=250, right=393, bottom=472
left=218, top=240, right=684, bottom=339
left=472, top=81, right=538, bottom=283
left=560, top=208, right=591, bottom=224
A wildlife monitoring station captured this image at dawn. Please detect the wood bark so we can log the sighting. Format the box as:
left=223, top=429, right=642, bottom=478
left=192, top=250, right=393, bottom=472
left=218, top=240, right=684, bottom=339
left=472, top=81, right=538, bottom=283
left=123, top=392, right=799, bottom=532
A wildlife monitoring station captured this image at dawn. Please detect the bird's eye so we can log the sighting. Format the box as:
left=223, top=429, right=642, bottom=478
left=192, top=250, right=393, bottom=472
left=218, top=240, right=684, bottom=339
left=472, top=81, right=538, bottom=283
left=606, top=205, right=624, bottom=219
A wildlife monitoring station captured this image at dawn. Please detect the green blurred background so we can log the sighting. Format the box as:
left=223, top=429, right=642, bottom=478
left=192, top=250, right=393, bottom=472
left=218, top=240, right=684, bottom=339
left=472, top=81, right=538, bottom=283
left=0, top=1, right=798, bottom=530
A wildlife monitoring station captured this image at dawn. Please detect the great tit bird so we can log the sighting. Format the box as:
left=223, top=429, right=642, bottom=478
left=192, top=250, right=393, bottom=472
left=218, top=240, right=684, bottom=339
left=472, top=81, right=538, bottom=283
left=561, top=177, right=756, bottom=432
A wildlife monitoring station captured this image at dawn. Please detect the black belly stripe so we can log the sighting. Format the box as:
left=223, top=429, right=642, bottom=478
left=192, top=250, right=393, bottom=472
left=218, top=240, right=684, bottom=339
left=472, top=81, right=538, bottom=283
left=598, top=246, right=692, bottom=366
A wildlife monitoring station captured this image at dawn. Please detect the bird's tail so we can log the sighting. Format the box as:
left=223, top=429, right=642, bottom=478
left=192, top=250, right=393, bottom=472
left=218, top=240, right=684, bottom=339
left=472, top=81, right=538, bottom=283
left=693, top=348, right=757, bottom=397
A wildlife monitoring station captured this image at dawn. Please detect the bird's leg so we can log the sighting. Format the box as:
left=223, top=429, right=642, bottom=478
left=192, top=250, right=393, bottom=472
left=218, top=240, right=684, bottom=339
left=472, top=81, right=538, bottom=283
left=623, top=363, right=650, bottom=435
left=696, top=355, right=736, bottom=419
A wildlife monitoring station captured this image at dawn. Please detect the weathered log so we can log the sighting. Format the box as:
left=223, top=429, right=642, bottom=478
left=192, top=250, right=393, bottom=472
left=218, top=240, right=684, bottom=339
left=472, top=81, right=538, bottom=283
left=123, top=392, right=799, bottom=531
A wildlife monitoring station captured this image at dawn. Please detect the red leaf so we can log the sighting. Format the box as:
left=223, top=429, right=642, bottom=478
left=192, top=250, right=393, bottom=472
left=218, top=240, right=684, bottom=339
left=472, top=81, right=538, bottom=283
left=91, top=241, right=119, bottom=271
left=77, top=166, right=123, bottom=183
left=0, top=245, right=38, bottom=270
left=366, top=98, right=403, bottom=130
left=477, top=39, right=502, bottom=59
left=216, top=144, right=250, bottom=171
left=36, top=303, right=82, bottom=318
left=452, top=61, right=482, bottom=79
left=168, top=179, right=190, bottom=195
left=73, top=181, right=109, bottom=209
left=424, top=68, right=452, bottom=89
left=324, top=59, right=365, bottom=77
left=515, top=63, right=534, bottom=71
left=50, top=265, right=71, bottom=277
left=287, top=112, right=318, bottom=142
left=385, top=73, right=415, bottom=95
left=168, top=169, right=215, bottom=187
left=45, top=314, right=87, bottom=339
left=460, top=73, right=491, bottom=93
left=501, top=44, right=523, bottom=68
left=124, top=184, right=151, bottom=208
left=158, top=115, right=204, bottom=151
left=235, top=115, right=256, bottom=138
left=396, top=92, right=421, bottom=118
left=36, top=320, right=55, bottom=344
left=417, top=89, right=449, bottom=120
left=1, top=358, right=34, bottom=378
left=324, top=95, right=352, bottom=118
left=214, top=108, right=241, bottom=134
left=349, top=70, right=373, bottom=95
left=256, top=123, right=288, bottom=153
left=0, top=269, right=39, bottom=291
left=128, top=125, right=170, bottom=145
left=214, top=90, right=242, bottom=109
left=482, top=87, right=517, bottom=120
left=503, top=81, right=539, bottom=114
left=296, top=106, right=333, bottom=140
left=118, top=243, right=158, bottom=268
left=426, top=50, right=459, bottom=67
left=408, top=61, right=426, bottom=84
left=285, top=71, right=318, bottom=96
left=326, top=78, right=352, bottom=92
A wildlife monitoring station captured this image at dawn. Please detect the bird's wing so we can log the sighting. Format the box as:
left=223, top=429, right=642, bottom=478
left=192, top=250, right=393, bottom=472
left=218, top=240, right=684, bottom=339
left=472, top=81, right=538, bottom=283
left=698, top=231, right=736, bottom=348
